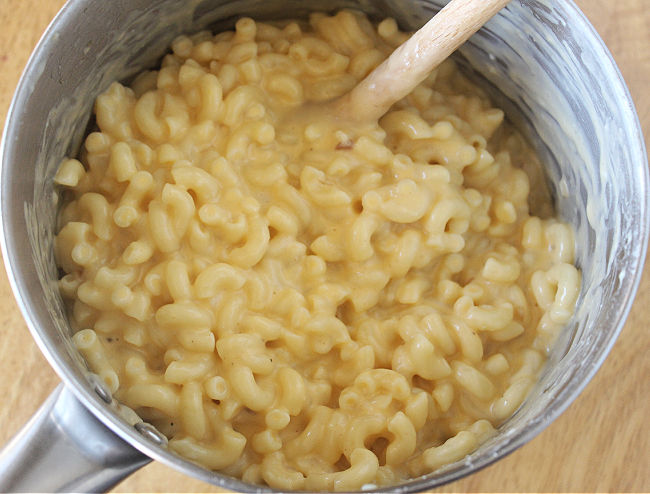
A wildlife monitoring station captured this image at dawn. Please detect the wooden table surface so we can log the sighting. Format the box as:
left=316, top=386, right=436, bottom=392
left=0, top=1, right=648, bottom=492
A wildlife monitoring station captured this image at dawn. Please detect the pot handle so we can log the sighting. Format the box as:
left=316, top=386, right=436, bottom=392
left=0, top=383, right=151, bottom=493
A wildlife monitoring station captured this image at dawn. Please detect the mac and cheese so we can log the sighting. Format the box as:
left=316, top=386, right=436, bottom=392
left=55, top=10, right=580, bottom=490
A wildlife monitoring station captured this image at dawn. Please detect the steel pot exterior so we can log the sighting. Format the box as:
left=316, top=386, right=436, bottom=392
left=0, top=0, right=647, bottom=492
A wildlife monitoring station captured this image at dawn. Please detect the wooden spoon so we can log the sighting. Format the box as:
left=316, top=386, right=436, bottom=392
left=332, top=0, right=511, bottom=123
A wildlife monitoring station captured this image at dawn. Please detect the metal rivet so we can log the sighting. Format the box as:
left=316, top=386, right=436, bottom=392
left=88, top=373, right=112, bottom=404
left=135, top=422, right=168, bottom=447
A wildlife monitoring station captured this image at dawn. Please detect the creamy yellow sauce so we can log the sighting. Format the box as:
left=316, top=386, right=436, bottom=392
left=54, top=11, right=580, bottom=490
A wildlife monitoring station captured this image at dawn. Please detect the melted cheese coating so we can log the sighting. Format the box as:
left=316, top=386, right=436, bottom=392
left=55, top=11, right=580, bottom=491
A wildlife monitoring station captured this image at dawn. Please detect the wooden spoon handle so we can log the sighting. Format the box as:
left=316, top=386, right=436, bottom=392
left=335, top=0, right=511, bottom=122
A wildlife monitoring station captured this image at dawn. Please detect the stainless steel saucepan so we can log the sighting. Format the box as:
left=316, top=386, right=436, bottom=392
left=0, top=0, right=647, bottom=492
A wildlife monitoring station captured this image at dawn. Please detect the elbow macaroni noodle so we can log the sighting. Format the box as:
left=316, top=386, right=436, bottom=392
left=55, top=11, right=581, bottom=490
